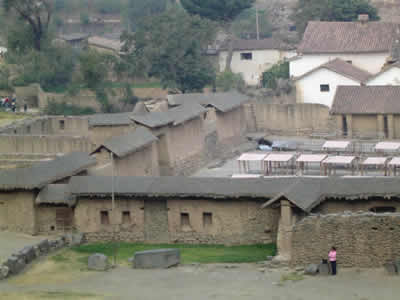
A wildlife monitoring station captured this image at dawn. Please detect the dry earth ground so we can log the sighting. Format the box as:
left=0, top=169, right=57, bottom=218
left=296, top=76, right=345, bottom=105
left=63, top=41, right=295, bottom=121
left=0, top=249, right=399, bottom=300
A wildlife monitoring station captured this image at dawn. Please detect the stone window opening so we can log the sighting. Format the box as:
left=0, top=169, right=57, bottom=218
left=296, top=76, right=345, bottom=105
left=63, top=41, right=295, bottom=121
left=122, top=211, right=131, bottom=224
left=369, top=206, right=396, bottom=213
left=203, top=212, right=213, bottom=227
left=59, top=120, right=65, bottom=130
left=26, top=125, right=31, bottom=134
left=320, top=84, right=330, bottom=92
left=240, top=52, right=253, bottom=60
left=50, top=225, right=55, bottom=231
left=100, top=211, right=110, bottom=225
left=180, top=213, right=190, bottom=228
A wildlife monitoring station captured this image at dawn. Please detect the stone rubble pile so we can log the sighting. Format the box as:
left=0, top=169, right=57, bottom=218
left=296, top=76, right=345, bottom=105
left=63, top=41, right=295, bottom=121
left=0, top=233, right=84, bottom=281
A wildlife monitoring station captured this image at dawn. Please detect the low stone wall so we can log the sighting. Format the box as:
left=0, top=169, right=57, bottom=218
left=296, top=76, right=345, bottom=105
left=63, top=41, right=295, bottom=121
left=291, top=213, right=400, bottom=268
left=0, top=135, right=94, bottom=154
left=0, top=237, right=67, bottom=280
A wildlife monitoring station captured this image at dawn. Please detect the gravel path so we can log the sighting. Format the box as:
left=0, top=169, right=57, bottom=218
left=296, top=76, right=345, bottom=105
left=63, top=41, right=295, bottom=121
left=0, top=263, right=399, bottom=300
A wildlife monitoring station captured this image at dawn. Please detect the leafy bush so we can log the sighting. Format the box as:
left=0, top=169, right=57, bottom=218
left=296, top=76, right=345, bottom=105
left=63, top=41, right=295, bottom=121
left=262, top=61, right=289, bottom=89
left=216, top=71, right=245, bottom=92
left=44, top=101, right=96, bottom=116
left=11, top=45, right=77, bottom=92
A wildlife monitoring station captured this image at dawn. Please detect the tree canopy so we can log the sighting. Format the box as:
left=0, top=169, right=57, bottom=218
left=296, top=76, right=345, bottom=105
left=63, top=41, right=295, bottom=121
left=3, top=0, right=52, bottom=51
left=126, top=9, right=216, bottom=93
left=180, top=0, right=255, bottom=22
left=292, top=0, right=380, bottom=36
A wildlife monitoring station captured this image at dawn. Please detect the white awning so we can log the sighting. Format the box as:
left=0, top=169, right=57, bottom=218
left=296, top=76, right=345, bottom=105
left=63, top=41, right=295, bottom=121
left=389, top=157, right=400, bottom=166
left=322, top=141, right=350, bottom=149
left=264, top=153, right=295, bottom=162
left=237, top=153, right=267, bottom=162
left=296, top=154, right=327, bottom=163
left=323, top=156, right=356, bottom=164
left=231, top=174, right=263, bottom=178
left=361, top=157, right=388, bottom=165
left=375, top=142, right=400, bottom=151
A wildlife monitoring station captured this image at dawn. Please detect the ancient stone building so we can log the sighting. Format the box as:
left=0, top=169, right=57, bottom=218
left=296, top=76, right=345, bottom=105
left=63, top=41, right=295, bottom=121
left=90, top=127, right=160, bottom=176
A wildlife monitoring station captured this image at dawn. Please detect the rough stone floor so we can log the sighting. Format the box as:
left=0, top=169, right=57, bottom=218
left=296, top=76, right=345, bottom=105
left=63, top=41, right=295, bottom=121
left=0, top=263, right=398, bottom=300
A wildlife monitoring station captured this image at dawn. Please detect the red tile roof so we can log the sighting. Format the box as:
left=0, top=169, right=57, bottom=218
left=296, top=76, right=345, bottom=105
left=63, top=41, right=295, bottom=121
left=295, top=58, right=372, bottom=82
left=331, top=86, right=400, bottom=114
left=220, top=38, right=294, bottom=51
left=298, top=21, right=399, bottom=54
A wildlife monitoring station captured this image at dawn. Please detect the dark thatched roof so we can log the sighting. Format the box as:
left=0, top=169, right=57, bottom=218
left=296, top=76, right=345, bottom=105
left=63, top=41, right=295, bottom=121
left=167, top=92, right=249, bottom=113
left=131, top=103, right=207, bottom=128
left=91, top=127, right=158, bottom=158
left=298, top=21, right=399, bottom=54
left=69, top=176, right=400, bottom=213
left=331, top=86, right=400, bottom=114
left=0, top=153, right=96, bottom=191
left=36, top=184, right=75, bottom=206
left=262, top=177, right=400, bottom=213
left=69, top=176, right=294, bottom=199
left=89, top=112, right=134, bottom=127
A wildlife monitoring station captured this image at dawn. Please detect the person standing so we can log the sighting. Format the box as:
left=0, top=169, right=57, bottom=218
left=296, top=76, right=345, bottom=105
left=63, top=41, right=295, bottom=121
left=328, top=246, right=337, bottom=275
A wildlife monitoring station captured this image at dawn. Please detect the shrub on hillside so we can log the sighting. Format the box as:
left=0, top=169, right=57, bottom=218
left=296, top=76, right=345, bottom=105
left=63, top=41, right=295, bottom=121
left=262, top=61, right=289, bottom=90
left=216, top=71, right=246, bottom=92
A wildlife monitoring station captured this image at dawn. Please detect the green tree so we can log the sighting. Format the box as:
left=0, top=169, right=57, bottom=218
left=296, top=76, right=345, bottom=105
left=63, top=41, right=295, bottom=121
left=292, top=0, right=380, bottom=36
left=127, top=9, right=216, bottom=93
left=124, top=0, right=172, bottom=31
left=180, top=0, right=255, bottom=71
left=79, top=50, right=110, bottom=90
left=3, top=0, right=53, bottom=51
left=232, top=7, right=273, bottom=39
left=262, top=61, right=289, bottom=89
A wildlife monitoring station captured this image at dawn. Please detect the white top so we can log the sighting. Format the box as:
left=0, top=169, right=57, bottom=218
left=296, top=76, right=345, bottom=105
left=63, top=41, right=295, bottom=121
left=389, top=157, right=400, bottom=166
left=231, top=174, right=263, bottom=178
left=323, top=156, right=356, bottom=164
left=322, top=141, right=350, bottom=150
left=375, top=142, right=400, bottom=151
left=237, top=153, right=267, bottom=162
left=296, top=154, right=327, bottom=163
left=264, top=153, right=295, bottom=162
left=361, top=157, right=388, bottom=165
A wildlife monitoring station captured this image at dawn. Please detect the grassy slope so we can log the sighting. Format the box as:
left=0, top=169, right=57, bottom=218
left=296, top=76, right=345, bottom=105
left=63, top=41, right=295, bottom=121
left=73, top=243, right=276, bottom=264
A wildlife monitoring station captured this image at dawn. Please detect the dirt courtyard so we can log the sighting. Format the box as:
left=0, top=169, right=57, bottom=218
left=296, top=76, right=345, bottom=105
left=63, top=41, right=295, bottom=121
left=0, top=260, right=399, bottom=300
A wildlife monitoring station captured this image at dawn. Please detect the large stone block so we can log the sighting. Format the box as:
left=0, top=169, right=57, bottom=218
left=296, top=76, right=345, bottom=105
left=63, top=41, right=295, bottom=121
left=4, top=256, right=25, bottom=275
left=88, top=253, right=109, bottom=271
left=134, top=249, right=180, bottom=269
left=19, top=246, right=36, bottom=264
left=38, top=239, right=50, bottom=253
left=0, top=265, right=9, bottom=280
left=304, top=263, right=318, bottom=275
left=384, top=262, right=397, bottom=276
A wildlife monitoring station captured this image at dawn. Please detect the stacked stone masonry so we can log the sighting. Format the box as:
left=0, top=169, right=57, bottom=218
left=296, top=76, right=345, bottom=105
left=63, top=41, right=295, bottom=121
left=291, top=213, right=400, bottom=268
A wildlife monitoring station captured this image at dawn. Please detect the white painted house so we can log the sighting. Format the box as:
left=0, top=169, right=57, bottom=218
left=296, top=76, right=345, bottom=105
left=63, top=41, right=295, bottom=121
left=219, top=39, right=296, bottom=85
left=294, top=59, right=371, bottom=108
left=366, top=63, right=400, bottom=85
left=290, top=17, right=400, bottom=78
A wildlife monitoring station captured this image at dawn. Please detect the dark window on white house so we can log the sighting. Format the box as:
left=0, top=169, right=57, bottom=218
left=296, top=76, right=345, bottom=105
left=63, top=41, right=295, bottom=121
left=203, top=212, right=213, bottom=227
left=59, top=120, right=65, bottom=130
left=180, top=213, right=190, bottom=227
left=346, top=60, right=352, bottom=64
left=100, top=211, right=109, bottom=225
left=289, top=25, right=297, bottom=32
left=320, top=84, right=330, bottom=92
left=240, top=52, right=253, bottom=60
left=122, top=211, right=131, bottom=224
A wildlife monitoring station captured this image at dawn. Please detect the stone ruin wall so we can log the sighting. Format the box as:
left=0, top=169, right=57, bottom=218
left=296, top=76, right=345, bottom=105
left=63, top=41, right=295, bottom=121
left=291, top=213, right=400, bottom=268
left=75, top=197, right=280, bottom=245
